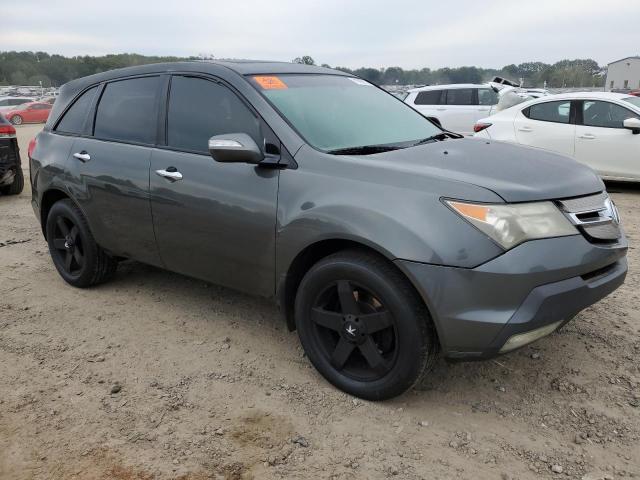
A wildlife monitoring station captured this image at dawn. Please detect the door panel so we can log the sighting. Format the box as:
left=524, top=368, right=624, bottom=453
left=149, top=74, right=279, bottom=296
left=514, top=101, right=575, bottom=156
left=441, top=89, right=477, bottom=135
left=66, top=137, right=161, bottom=265
left=149, top=150, right=279, bottom=296
left=575, top=101, right=640, bottom=179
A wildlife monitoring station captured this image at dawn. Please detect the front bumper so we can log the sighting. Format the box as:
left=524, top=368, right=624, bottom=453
left=397, top=234, right=628, bottom=359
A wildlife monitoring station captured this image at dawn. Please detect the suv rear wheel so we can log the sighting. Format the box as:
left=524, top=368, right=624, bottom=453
left=46, top=199, right=117, bottom=287
left=295, top=250, right=438, bottom=400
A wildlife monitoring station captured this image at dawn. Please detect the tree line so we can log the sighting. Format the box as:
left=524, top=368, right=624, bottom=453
left=1, top=51, right=605, bottom=88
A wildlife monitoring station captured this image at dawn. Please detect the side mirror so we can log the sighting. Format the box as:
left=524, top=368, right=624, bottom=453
left=623, top=117, right=640, bottom=134
left=208, top=133, right=264, bottom=164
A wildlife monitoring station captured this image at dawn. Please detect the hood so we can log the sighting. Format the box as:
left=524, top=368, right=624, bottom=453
left=370, top=138, right=604, bottom=202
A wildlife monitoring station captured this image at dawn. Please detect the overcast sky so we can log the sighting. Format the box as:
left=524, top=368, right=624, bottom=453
left=6, top=0, right=640, bottom=69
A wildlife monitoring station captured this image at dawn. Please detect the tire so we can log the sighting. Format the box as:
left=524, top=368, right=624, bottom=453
left=45, top=199, right=117, bottom=287
left=9, top=115, right=23, bottom=125
left=295, top=249, right=438, bottom=400
left=0, top=168, right=24, bottom=195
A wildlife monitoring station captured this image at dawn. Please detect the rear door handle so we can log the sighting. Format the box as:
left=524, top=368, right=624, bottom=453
left=73, top=151, right=91, bottom=162
left=579, top=133, right=596, bottom=140
left=436, top=108, right=447, bottom=111
left=518, top=126, right=533, bottom=132
left=155, top=169, right=183, bottom=181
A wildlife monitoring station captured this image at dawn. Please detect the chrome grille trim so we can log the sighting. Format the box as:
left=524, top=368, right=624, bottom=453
left=558, top=192, right=608, bottom=214
left=556, top=192, right=621, bottom=242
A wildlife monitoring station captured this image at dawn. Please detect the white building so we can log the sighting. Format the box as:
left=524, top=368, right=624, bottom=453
left=606, top=56, right=640, bottom=91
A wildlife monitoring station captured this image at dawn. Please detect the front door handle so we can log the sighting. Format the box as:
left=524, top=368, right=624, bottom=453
left=518, top=126, right=533, bottom=132
left=73, top=151, right=91, bottom=162
left=155, top=168, right=183, bottom=182
left=436, top=108, right=447, bottom=111
left=579, top=133, right=596, bottom=140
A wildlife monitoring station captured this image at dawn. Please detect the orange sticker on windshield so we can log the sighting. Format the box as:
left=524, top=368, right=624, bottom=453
left=254, top=76, right=288, bottom=90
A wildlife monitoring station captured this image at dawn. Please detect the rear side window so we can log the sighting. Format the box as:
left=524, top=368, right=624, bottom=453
left=446, top=89, right=474, bottom=106
left=94, top=76, right=160, bottom=144
left=478, top=88, right=498, bottom=106
left=524, top=101, right=571, bottom=124
left=582, top=101, right=639, bottom=128
left=414, top=90, right=443, bottom=105
left=166, top=76, right=260, bottom=154
left=56, top=86, right=98, bottom=134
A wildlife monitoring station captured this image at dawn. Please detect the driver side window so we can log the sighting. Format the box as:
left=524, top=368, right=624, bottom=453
left=582, top=101, right=639, bottom=129
left=167, top=76, right=261, bottom=154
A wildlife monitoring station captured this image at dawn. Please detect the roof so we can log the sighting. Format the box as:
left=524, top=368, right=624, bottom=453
left=608, top=56, right=640, bottom=65
left=408, top=83, right=487, bottom=92
left=49, top=60, right=352, bottom=131
left=63, top=60, right=347, bottom=91
left=538, top=91, right=634, bottom=101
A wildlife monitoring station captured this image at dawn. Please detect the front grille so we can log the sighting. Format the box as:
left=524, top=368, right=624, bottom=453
left=556, top=192, right=621, bottom=244
left=558, top=192, right=608, bottom=214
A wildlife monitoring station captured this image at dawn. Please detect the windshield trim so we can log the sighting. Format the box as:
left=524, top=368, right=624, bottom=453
left=245, top=73, right=444, bottom=154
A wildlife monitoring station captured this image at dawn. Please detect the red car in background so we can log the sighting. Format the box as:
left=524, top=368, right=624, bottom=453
left=629, top=89, right=640, bottom=97
left=5, top=102, right=52, bottom=125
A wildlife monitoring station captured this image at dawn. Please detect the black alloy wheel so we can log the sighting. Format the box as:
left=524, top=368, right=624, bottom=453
left=310, top=280, right=398, bottom=381
left=295, top=250, right=438, bottom=400
left=51, top=215, right=85, bottom=277
left=46, top=199, right=117, bottom=287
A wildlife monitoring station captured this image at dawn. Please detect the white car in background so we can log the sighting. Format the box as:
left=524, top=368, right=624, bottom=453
left=0, top=96, right=36, bottom=114
left=404, top=84, right=500, bottom=135
left=474, top=92, right=640, bottom=182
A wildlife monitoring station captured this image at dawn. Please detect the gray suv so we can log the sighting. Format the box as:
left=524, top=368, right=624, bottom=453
left=29, top=61, right=628, bottom=400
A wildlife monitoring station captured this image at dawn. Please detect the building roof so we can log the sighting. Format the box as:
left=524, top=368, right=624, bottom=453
left=608, top=56, right=640, bottom=65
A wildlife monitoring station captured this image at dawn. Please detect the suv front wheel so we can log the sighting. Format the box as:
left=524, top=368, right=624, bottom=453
left=46, top=199, right=117, bottom=287
left=295, top=250, right=438, bottom=400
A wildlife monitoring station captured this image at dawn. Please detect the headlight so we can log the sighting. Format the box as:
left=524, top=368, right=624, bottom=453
left=445, top=200, right=577, bottom=250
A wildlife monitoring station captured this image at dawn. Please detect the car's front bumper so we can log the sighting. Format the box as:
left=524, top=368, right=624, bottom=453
left=396, top=234, right=628, bottom=359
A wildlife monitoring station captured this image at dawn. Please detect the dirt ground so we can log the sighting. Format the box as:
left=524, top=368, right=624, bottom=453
left=1, top=124, right=638, bottom=480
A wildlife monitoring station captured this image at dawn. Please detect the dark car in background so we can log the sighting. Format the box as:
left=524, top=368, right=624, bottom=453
left=0, top=113, right=24, bottom=195
left=28, top=61, right=627, bottom=400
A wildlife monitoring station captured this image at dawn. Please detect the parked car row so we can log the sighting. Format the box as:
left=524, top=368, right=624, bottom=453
left=27, top=61, right=627, bottom=400
left=0, top=97, right=53, bottom=125
left=401, top=82, right=640, bottom=182
left=403, top=82, right=549, bottom=135
left=474, top=92, right=640, bottom=182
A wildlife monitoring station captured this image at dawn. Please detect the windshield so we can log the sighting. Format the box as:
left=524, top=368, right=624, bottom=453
left=623, top=96, right=640, bottom=109
left=250, top=74, right=441, bottom=152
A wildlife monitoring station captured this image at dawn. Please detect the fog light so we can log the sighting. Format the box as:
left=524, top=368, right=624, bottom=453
left=499, top=320, right=563, bottom=353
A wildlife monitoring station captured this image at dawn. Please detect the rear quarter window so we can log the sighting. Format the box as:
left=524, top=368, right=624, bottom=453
left=446, top=89, right=474, bottom=106
left=55, top=86, right=98, bottom=135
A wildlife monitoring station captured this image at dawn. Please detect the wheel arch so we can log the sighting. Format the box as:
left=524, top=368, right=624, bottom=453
left=277, top=237, right=437, bottom=339
left=39, top=188, right=86, bottom=239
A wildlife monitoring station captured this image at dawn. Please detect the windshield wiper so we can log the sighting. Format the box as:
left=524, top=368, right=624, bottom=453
left=412, top=130, right=464, bottom=147
left=327, top=144, right=404, bottom=156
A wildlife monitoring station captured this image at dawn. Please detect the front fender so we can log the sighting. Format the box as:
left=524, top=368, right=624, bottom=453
left=275, top=148, right=505, bottom=281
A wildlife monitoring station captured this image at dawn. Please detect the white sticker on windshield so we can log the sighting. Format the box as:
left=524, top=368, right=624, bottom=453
left=349, top=78, right=372, bottom=86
